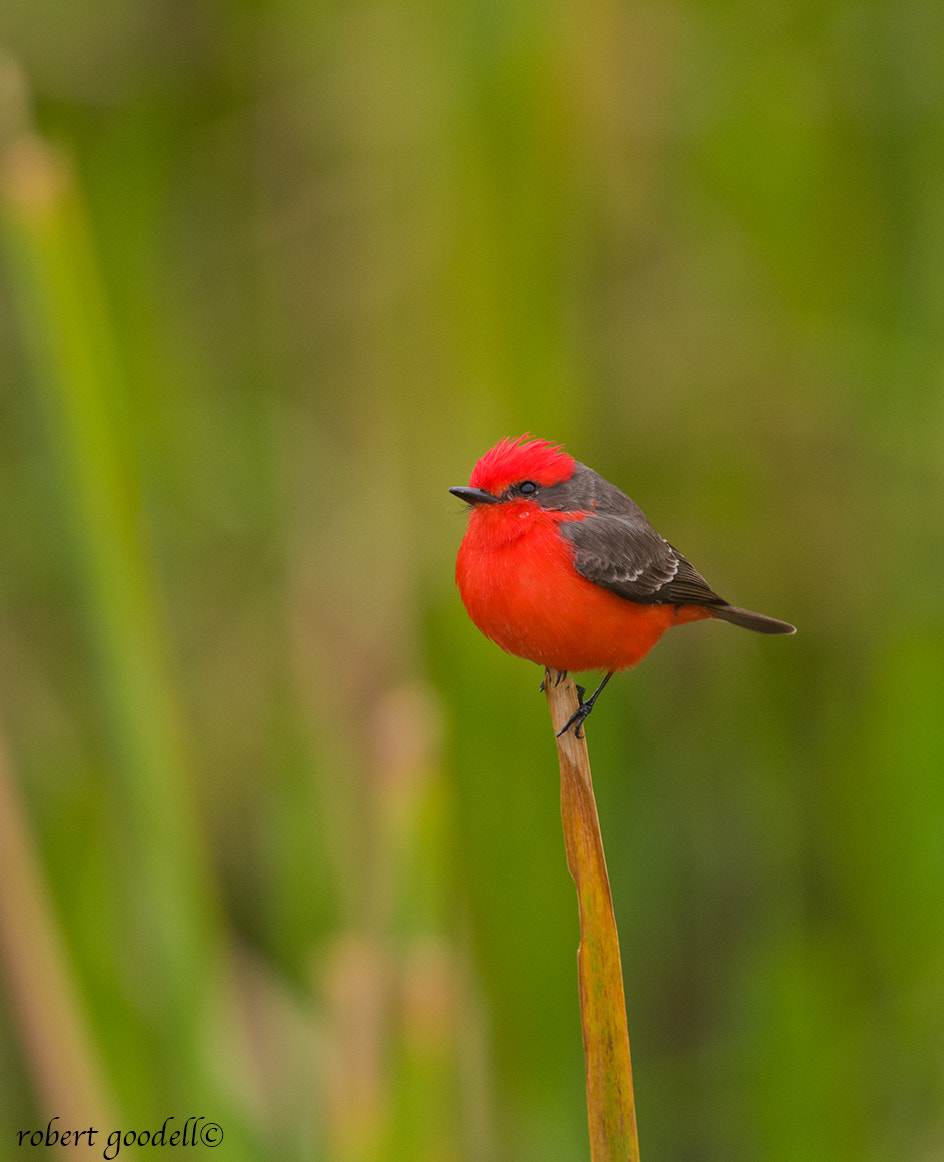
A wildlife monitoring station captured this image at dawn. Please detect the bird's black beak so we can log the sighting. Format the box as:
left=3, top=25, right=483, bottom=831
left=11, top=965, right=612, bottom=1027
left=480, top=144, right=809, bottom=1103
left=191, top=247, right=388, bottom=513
left=449, top=486, right=500, bottom=506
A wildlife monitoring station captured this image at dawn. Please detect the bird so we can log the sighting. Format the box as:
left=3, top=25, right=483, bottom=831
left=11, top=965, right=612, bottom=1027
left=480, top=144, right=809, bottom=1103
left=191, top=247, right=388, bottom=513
left=449, top=434, right=795, bottom=734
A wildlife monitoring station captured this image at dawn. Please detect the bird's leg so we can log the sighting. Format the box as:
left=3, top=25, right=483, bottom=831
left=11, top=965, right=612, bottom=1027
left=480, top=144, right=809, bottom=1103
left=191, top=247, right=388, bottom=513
left=556, top=672, right=614, bottom=739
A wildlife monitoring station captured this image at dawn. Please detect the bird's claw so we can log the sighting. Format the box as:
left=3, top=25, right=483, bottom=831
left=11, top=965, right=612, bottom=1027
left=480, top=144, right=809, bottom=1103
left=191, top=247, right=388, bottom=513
left=554, top=673, right=614, bottom=738
left=557, top=705, right=590, bottom=739
left=556, top=685, right=590, bottom=738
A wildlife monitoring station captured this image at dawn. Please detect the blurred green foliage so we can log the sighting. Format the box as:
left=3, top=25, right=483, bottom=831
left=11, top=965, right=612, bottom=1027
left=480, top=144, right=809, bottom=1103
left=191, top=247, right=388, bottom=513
left=1, top=1, right=943, bottom=1159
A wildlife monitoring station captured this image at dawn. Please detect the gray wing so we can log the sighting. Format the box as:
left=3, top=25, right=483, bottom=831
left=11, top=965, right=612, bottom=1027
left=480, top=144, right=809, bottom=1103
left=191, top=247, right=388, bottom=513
left=542, top=462, right=727, bottom=607
left=559, top=512, right=727, bottom=607
left=545, top=463, right=795, bottom=631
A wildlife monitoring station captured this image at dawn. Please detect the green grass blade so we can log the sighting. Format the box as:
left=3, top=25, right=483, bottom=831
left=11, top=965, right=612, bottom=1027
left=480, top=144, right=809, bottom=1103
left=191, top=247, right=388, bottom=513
left=0, top=128, right=216, bottom=1047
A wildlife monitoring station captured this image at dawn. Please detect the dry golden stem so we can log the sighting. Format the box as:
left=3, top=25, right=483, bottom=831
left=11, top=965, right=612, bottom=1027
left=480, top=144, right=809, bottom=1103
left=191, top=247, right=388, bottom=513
left=544, top=669, right=640, bottom=1162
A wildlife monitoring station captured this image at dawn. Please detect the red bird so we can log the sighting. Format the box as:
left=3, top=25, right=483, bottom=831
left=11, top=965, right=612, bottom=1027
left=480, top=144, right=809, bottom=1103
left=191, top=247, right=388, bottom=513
left=450, top=435, right=795, bottom=733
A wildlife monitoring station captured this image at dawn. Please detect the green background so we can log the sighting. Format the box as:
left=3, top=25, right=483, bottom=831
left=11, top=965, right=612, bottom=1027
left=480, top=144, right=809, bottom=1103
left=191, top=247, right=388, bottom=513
left=1, top=1, right=943, bottom=1159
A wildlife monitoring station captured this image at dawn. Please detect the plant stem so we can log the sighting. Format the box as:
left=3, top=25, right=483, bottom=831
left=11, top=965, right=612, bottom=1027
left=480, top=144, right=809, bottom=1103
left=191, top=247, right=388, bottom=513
left=544, top=669, right=640, bottom=1162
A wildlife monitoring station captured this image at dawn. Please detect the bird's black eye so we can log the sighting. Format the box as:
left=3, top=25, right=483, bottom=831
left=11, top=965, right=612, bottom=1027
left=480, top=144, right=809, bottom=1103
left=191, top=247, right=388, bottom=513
left=518, top=480, right=539, bottom=495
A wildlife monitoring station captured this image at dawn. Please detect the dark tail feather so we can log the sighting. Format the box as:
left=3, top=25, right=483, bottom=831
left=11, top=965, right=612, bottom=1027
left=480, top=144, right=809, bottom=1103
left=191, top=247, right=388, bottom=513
left=713, top=604, right=796, bottom=635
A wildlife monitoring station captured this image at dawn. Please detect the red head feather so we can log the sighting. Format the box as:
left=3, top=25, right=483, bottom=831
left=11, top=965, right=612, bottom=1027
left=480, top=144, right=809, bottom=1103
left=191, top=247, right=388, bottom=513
left=468, top=435, right=576, bottom=495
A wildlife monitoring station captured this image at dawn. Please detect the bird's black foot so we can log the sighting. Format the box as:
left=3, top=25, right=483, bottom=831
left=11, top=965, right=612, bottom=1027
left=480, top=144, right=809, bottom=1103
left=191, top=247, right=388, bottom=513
left=539, top=669, right=568, bottom=693
left=557, top=701, right=591, bottom=739
left=556, top=686, right=590, bottom=738
left=555, top=674, right=614, bottom=739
